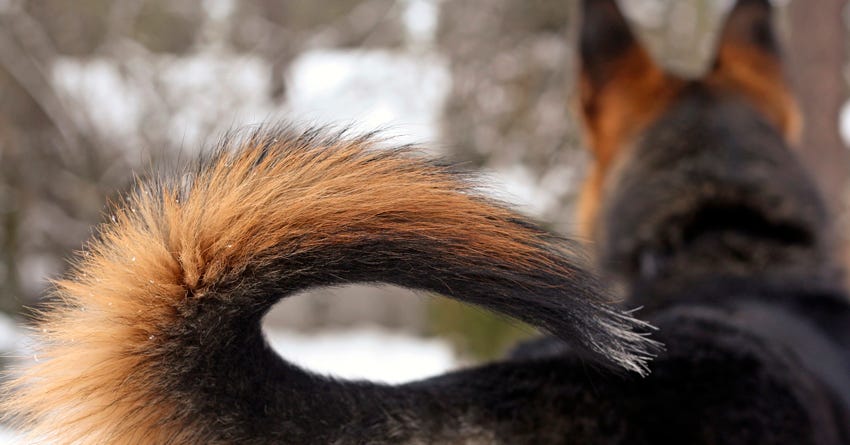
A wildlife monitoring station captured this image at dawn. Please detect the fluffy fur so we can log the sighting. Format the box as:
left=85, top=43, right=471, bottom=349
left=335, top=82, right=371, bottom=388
left=2, top=128, right=655, bottom=444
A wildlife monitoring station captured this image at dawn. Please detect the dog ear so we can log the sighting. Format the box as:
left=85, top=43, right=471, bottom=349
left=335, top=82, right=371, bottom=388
left=708, top=0, right=801, bottom=141
left=578, top=0, right=667, bottom=151
left=579, top=0, right=651, bottom=92
left=713, top=0, right=780, bottom=61
left=577, top=0, right=677, bottom=240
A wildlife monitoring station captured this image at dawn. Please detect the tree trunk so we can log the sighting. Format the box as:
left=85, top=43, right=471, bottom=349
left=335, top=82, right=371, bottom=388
left=786, top=0, right=849, bottom=237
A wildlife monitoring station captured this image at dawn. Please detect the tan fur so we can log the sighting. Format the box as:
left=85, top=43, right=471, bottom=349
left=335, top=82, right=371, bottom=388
left=577, top=47, right=683, bottom=239
left=708, top=44, right=802, bottom=143
left=2, top=133, right=569, bottom=444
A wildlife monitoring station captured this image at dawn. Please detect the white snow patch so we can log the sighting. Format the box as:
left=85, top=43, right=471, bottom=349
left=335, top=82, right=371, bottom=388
left=839, top=100, right=850, bottom=149
left=52, top=53, right=275, bottom=150
left=203, top=0, right=235, bottom=21
left=52, top=58, right=144, bottom=138
left=403, top=0, right=439, bottom=44
left=264, top=327, right=457, bottom=384
left=158, top=53, right=274, bottom=146
left=52, top=46, right=452, bottom=153
left=286, top=49, right=451, bottom=147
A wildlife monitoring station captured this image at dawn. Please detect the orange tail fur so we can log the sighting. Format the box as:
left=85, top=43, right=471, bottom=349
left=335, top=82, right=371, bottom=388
left=2, top=127, right=655, bottom=444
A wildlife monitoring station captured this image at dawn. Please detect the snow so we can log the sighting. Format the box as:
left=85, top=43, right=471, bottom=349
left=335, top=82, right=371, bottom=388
left=285, top=49, right=451, bottom=147
left=51, top=46, right=452, bottom=159
left=202, top=0, right=236, bottom=21
left=265, top=327, right=457, bottom=384
left=52, top=58, right=145, bottom=138
left=52, top=53, right=275, bottom=151
left=403, top=0, right=440, bottom=44
left=158, top=53, right=274, bottom=146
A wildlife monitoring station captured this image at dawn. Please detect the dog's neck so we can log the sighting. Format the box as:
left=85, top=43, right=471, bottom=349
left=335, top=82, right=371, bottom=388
left=596, top=91, right=845, bottom=309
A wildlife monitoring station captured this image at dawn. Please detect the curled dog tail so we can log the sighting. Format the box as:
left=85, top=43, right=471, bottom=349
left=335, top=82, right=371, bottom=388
left=3, top=128, right=655, bottom=444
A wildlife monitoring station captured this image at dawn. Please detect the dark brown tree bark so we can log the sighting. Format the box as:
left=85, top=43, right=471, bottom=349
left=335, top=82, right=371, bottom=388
left=786, top=0, right=849, bottom=223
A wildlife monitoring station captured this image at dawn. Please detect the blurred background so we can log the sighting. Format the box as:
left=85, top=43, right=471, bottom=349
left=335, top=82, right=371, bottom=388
left=0, top=0, right=848, bottom=390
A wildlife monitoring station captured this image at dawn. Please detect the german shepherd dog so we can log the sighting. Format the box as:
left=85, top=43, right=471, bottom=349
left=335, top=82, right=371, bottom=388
left=2, top=0, right=849, bottom=444
left=566, top=0, right=850, bottom=442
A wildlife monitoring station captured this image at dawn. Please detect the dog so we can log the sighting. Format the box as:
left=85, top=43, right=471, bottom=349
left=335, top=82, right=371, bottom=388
left=566, top=0, right=850, bottom=442
left=2, top=0, right=849, bottom=444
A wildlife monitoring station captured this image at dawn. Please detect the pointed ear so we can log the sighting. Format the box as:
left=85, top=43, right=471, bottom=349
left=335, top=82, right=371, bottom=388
left=578, top=0, right=673, bottom=160
left=714, top=0, right=780, bottom=60
left=709, top=0, right=801, bottom=141
left=580, top=0, right=649, bottom=90
left=577, top=0, right=678, bottom=240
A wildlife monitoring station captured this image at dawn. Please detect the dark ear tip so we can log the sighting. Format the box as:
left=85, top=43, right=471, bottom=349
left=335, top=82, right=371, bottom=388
left=730, top=0, right=772, bottom=13
left=738, top=0, right=771, bottom=6
left=718, top=0, right=779, bottom=53
left=582, top=0, right=619, bottom=6
left=580, top=0, right=633, bottom=54
left=581, top=0, right=626, bottom=20
left=579, top=0, right=658, bottom=88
